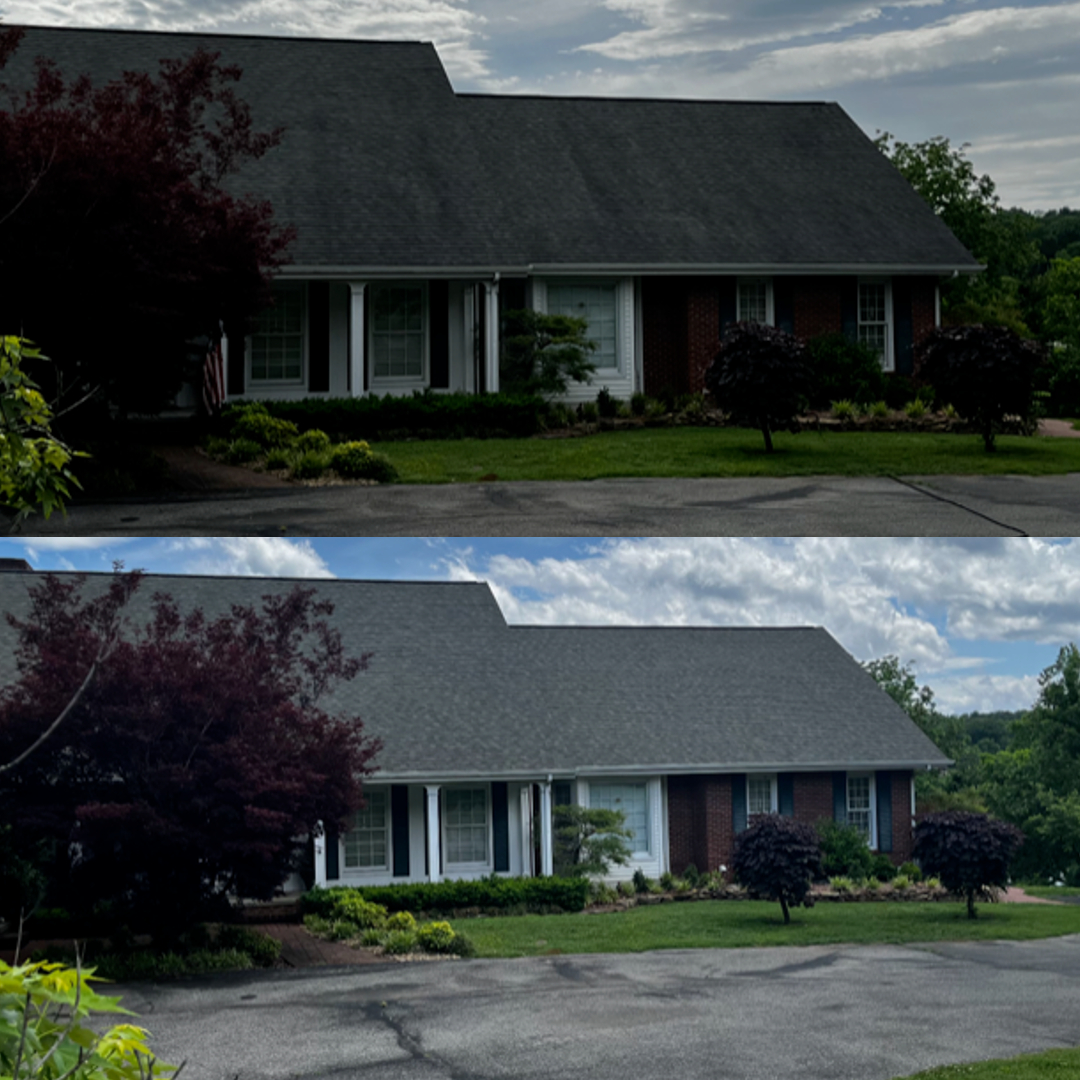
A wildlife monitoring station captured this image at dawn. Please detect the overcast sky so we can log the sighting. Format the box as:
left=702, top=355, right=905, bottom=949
left=3, top=536, right=1076, bottom=717
left=1, top=0, right=1076, bottom=210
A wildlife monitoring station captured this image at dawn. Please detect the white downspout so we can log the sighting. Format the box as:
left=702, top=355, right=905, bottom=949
left=425, top=785, right=441, bottom=883
left=484, top=276, right=500, bottom=394
left=539, top=778, right=553, bottom=878
left=349, top=282, right=366, bottom=398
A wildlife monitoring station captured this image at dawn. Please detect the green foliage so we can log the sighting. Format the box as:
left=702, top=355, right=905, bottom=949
left=0, top=336, right=84, bottom=522
left=500, top=309, right=597, bottom=397
left=816, top=819, right=874, bottom=881
left=302, top=877, right=591, bottom=918
left=916, top=324, right=1044, bottom=451
left=732, top=814, right=823, bottom=924
left=215, top=925, right=282, bottom=967
left=1042, top=256, right=1080, bottom=347
left=892, top=875, right=912, bottom=890
left=327, top=892, right=389, bottom=929
left=630, top=392, right=649, bottom=417
left=0, top=958, right=180, bottom=1078
left=90, top=948, right=254, bottom=981
left=829, top=876, right=855, bottom=892
left=579, top=401, right=599, bottom=423
left=631, top=869, right=650, bottom=895
left=291, top=449, right=329, bottom=480
left=616, top=881, right=636, bottom=898
left=682, top=864, right=701, bottom=888
left=329, top=441, right=398, bottom=483
left=385, top=911, right=417, bottom=933
left=659, top=872, right=676, bottom=891
left=221, top=437, right=262, bottom=465
left=1042, top=345, right=1080, bottom=418
left=899, top=861, right=923, bottom=882
left=228, top=403, right=300, bottom=448
left=869, top=400, right=889, bottom=418
left=382, top=930, right=418, bottom=956
left=553, top=805, right=634, bottom=879
left=263, top=446, right=292, bottom=470
left=904, top=398, right=928, bottom=419
left=416, top=921, right=455, bottom=953
left=830, top=400, right=856, bottom=420
left=596, top=387, right=619, bottom=419
left=870, top=854, right=898, bottom=882
left=806, top=333, right=887, bottom=408
left=705, top=321, right=812, bottom=453
left=913, top=811, right=1024, bottom=917
left=294, top=428, right=332, bottom=453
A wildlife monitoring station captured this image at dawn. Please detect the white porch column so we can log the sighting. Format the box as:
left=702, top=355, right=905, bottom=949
left=539, top=780, right=553, bottom=878
left=425, top=785, right=441, bottom=883
left=349, top=281, right=366, bottom=397
left=519, top=785, right=534, bottom=878
left=314, top=822, right=326, bottom=887
left=483, top=279, right=500, bottom=393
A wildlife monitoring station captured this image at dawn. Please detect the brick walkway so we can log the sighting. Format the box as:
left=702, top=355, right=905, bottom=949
left=257, top=923, right=387, bottom=968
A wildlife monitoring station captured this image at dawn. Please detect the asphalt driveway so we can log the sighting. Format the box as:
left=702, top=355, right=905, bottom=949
left=11, top=472, right=1080, bottom=537
left=116, top=936, right=1080, bottom=1080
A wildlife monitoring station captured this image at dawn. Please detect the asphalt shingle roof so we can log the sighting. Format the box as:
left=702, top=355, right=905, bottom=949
left=0, top=571, right=950, bottom=779
left=6, top=26, right=980, bottom=273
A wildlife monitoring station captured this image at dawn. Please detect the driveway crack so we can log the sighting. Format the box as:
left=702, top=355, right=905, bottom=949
left=889, top=476, right=1029, bottom=536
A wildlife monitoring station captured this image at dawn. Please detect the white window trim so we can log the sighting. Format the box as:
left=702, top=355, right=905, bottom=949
left=847, top=773, right=878, bottom=851
left=737, top=277, right=774, bottom=326
left=858, top=278, right=894, bottom=373
left=248, top=282, right=308, bottom=389
left=368, top=281, right=430, bottom=392
left=532, top=278, right=634, bottom=379
left=341, top=788, right=391, bottom=875
left=587, top=779, right=652, bottom=858
left=747, top=773, right=778, bottom=817
left=441, top=783, right=493, bottom=873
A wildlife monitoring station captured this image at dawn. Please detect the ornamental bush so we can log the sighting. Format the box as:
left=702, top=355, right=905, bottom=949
left=330, top=441, right=398, bottom=483
left=229, top=404, right=300, bottom=448
left=913, top=811, right=1024, bottom=918
left=732, top=814, right=823, bottom=924
left=416, top=921, right=456, bottom=953
left=816, top=819, right=874, bottom=881
left=805, top=333, right=887, bottom=408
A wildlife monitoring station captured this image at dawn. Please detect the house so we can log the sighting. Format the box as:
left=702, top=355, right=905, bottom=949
left=0, top=565, right=950, bottom=888
left=6, top=26, right=980, bottom=408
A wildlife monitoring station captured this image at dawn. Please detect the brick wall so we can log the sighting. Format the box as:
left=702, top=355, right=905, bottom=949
left=891, top=771, right=915, bottom=865
left=668, top=774, right=733, bottom=875
left=792, top=277, right=844, bottom=340
left=687, top=280, right=722, bottom=394
left=791, top=772, right=835, bottom=828
left=911, top=278, right=938, bottom=347
left=642, top=278, right=689, bottom=396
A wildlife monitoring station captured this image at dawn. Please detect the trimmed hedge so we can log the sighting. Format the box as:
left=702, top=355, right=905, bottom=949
left=240, top=391, right=552, bottom=441
left=302, top=877, right=591, bottom=917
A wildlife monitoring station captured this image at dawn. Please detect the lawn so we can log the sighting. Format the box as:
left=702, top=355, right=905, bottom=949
left=374, top=427, right=1080, bottom=483
left=901, top=1048, right=1080, bottom=1079
left=1016, top=885, right=1080, bottom=900
left=449, top=899, right=1080, bottom=959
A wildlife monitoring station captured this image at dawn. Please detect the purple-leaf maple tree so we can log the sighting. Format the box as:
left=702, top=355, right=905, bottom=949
left=0, top=26, right=295, bottom=416
left=0, top=571, right=379, bottom=935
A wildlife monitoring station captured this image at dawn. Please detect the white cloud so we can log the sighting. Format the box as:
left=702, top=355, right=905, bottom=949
left=445, top=538, right=1080, bottom=681
left=6, top=538, right=137, bottom=551
left=166, top=538, right=334, bottom=578
left=932, top=672, right=1042, bottom=713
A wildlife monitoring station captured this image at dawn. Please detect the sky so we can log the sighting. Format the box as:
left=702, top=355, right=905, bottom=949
left=1, top=1, right=1077, bottom=209
left=2, top=535, right=1077, bottom=717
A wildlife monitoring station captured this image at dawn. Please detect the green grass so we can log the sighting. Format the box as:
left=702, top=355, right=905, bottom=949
left=448, top=899, right=1080, bottom=959
left=1016, top=885, right=1080, bottom=900
left=374, top=428, right=1080, bottom=483
left=901, top=1048, right=1080, bottom=1078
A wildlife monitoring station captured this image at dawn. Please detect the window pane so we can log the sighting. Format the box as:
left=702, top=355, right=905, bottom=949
left=344, top=790, right=388, bottom=869
left=445, top=788, right=488, bottom=864
left=251, top=284, right=304, bottom=383
left=739, top=281, right=767, bottom=324
left=748, top=776, right=773, bottom=816
left=848, top=777, right=872, bottom=843
left=548, top=283, right=618, bottom=370
left=371, top=285, right=424, bottom=379
left=591, top=783, right=649, bottom=852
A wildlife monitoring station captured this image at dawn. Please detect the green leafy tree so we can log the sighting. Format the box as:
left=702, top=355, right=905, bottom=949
left=552, top=805, right=633, bottom=878
left=0, top=958, right=180, bottom=1079
left=816, top=819, right=873, bottom=881
left=1042, top=256, right=1080, bottom=347
left=0, top=337, right=83, bottom=523
left=705, top=321, right=812, bottom=453
left=500, top=310, right=597, bottom=397
left=732, top=814, right=823, bottom=924
left=804, top=333, right=886, bottom=409
left=916, top=324, right=1044, bottom=451
left=912, top=811, right=1023, bottom=918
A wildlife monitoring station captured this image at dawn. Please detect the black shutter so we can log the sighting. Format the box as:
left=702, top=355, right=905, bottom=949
left=719, top=277, right=737, bottom=335
left=774, top=279, right=795, bottom=335
left=429, top=280, right=449, bottom=390
left=841, top=278, right=858, bottom=343
left=892, top=279, right=914, bottom=376
left=492, top=782, right=510, bottom=873
left=732, top=774, right=747, bottom=834
left=553, top=781, right=572, bottom=808
left=833, top=772, right=848, bottom=824
left=392, top=785, right=410, bottom=878
left=308, top=281, right=330, bottom=393
left=778, top=774, right=795, bottom=817
left=227, top=324, right=246, bottom=396
left=325, top=826, right=339, bottom=881
left=876, top=771, right=893, bottom=853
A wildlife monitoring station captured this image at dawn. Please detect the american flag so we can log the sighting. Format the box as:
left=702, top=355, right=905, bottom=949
left=202, top=326, right=227, bottom=415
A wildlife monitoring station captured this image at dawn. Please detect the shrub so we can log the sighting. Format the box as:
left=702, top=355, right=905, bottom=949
left=869, top=400, right=889, bottom=418
left=616, top=881, right=636, bottom=898
left=913, top=811, right=1024, bottom=917
left=554, top=805, right=633, bottom=879
left=596, top=387, right=619, bottom=419
left=360, top=928, right=384, bottom=947
left=295, top=428, right=332, bottom=453
left=916, top=325, right=1046, bottom=450
left=891, top=874, right=912, bottom=890
left=830, top=399, right=856, bottom=420
left=291, top=450, right=329, bottom=480
left=383, top=930, right=418, bottom=955
left=580, top=401, right=599, bottom=423
left=1043, top=344, right=1080, bottom=417
left=589, top=881, right=618, bottom=905
left=816, top=820, right=874, bottom=881
left=630, top=392, right=649, bottom=417
left=925, top=876, right=942, bottom=889
left=416, top=921, right=456, bottom=953
left=500, top=310, right=597, bottom=397
left=330, top=441, right=399, bottom=483
left=904, top=398, right=928, bottom=419
left=329, top=892, right=388, bottom=929
left=870, top=854, right=898, bottom=882
left=222, top=437, right=262, bottom=465
left=632, top=869, right=651, bottom=894
left=682, top=863, right=701, bottom=888
left=866, top=877, right=881, bottom=892
left=216, top=924, right=282, bottom=967
left=264, top=447, right=292, bottom=471
left=546, top=402, right=575, bottom=429
left=659, top=871, right=676, bottom=891
left=885, top=374, right=919, bottom=410
left=705, top=321, right=812, bottom=453
left=830, top=876, right=855, bottom=893
left=806, top=333, right=887, bottom=407
left=732, top=814, right=824, bottom=924
left=386, top=911, right=417, bottom=933
left=230, top=404, right=300, bottom=448
left=899, top=861, right=923, bottom=882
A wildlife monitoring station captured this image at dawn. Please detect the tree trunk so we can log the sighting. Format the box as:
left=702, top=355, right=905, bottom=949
left=780, top=894, right=791, bottom=925
left=761, top=422, right=775, bottom=454
left=967, top=889, right=978, bottom=919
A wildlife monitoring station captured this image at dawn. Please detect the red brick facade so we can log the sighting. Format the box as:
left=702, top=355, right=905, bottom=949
left=792, top=276, right=844, bottom=340
left=667, top=770, right=915, bottom=875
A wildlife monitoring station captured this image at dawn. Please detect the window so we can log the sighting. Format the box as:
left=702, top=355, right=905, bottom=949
left=371, top=284, right=426, bottom=380
left=444, top=787, right=489, bottom=865
left=847, top=775, right=874, bottom=845
left=858, top=281, right=893, bottom=372
left=547, top=282, right=618, bottom=370
left=747, top=774, right=777, bottom=817
left=251, top=283, right=305, bottom=383
left=737, top=278, right=772, bottom=325
left=590, top=782, right=649, bottom=854
left=343, top=790, right=388, bottom=870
